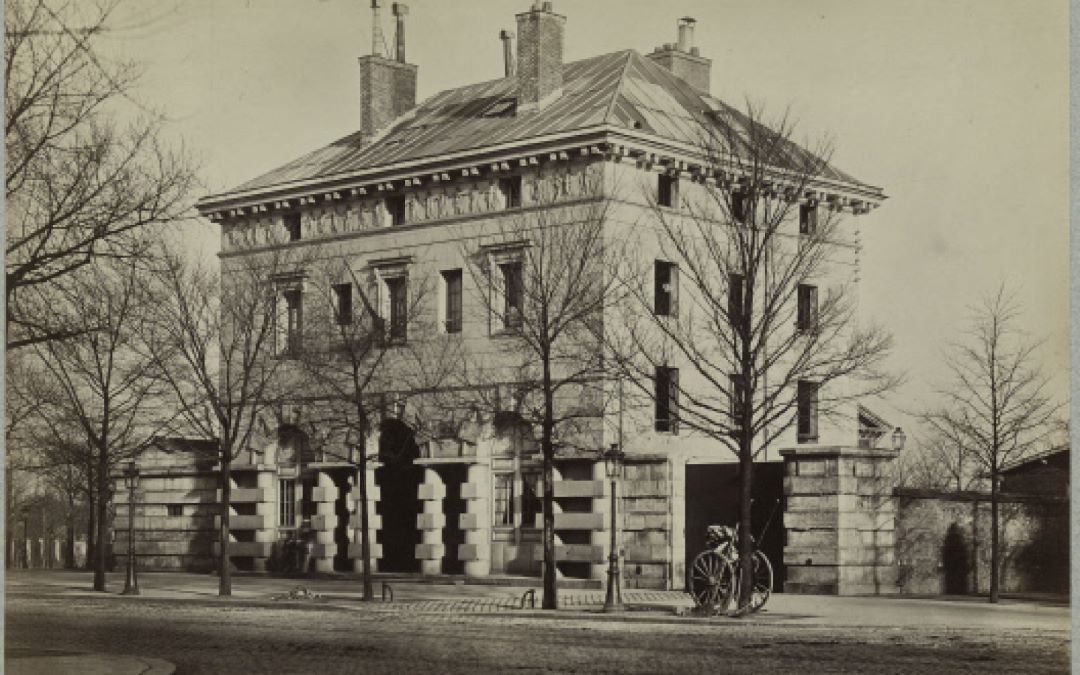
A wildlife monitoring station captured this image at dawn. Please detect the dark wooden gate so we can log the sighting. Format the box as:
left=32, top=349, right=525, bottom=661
left=684, top=461, right=785, bottom=591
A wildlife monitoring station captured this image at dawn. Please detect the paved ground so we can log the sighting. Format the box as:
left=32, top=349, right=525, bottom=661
left=4, top=570, right=1071, bottom=674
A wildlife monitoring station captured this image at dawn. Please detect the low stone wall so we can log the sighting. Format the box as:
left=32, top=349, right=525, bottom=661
left=894, top=488, right=1068, bottom=595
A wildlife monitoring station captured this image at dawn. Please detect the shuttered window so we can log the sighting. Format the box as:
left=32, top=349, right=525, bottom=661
left=797, top=380, right=819, bottom=443
left=800, top=203, right=818, bottom=235
left=655, top=366, right=680, bottom=433
left=442, top=269, right=463, bottom=334
left=728, top=273, right=745, bottom=325
left=500, top=261, right=523, bottom=329
left=333, top=283, right=353, bottom=325
left=386, top=277, right=408, bottom=343
left=797, top=284, right=818, bottom=331
left=654, top=260, right=678, bottom=316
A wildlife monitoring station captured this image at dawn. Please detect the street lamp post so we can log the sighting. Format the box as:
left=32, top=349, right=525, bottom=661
left=121, top=461, right=140, bottom=595
left=602, top=443, right=625, bottom=613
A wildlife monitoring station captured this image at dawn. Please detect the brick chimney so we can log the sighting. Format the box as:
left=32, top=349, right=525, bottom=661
left=358, top=1, right=417, bottom=139
left=516, top=1, right=565, bottom=111
left=646, top=17, right=712, bottom=94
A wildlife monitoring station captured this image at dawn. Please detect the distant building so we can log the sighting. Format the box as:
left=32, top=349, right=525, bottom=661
left=121, top=2, right=888, bottom=591
left=1001, top=445, right=1069, bottom=497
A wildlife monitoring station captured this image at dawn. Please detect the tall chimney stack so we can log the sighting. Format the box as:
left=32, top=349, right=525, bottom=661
left=358, top=0, right=418, bottom=140
left=646, top=17, right=712, bottom=94
left=516, top=1, right=565, bottom=111
left=392, top=3, right=408, bottom=63
left=500, top=30, right=515, bottom=77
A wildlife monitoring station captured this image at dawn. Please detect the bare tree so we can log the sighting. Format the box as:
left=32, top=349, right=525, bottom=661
left=142, top=247, right=306, bottom=596
left=4, top=0, right=198, bottom=349
left=456, top=192, right=623, bottom=610
left=611, top=103, right=897, bottom=610
left=294, top=260, right=442, bottom=600
left=896, top=428, right=982, bottom=492
left=920, top=286, right=1059, bottom=602
left=30, top=258, right=175, bottom=590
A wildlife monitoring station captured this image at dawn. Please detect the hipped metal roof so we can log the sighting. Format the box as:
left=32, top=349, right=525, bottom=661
left=201, top=49, right=878, bottom=207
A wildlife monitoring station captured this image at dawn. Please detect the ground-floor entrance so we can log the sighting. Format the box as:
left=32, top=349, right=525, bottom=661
left=684, top=462, right=786, bottom=591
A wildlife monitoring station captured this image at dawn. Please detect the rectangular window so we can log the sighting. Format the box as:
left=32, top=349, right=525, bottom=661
left=498, top=176, right=522, bottom=209
left=658, top=173, right=677, bottom=208
left=166, top=504, right=183, bottom=517
left=732, top=193, right=748, bottom=224
left=655, top=366, right=680, bottom=433
left=284, top=213, right=302, bottom=241
left=385, top=195, right=406, bottom=226
left=799, top=203, right=818, bottom=235
left=332, top=283, right=353, bottom=325
left=278, top=479, right=296, bottom=528
left=500, top=261, right=524, bottom=330
left=494, top=473, right=515, bottom=527
left=797, top=284, right=818, bottom=331
left=521, top=472, right=541, bottom=528
left=730, top=373, right=747, bottom=434
left=442, top=269, right=463, bottom=334
left=728, top=273, right=745, bottom=324
left=386, top=276, right=408, bottom=343
left=279, top=288, right=303, bottom=357
left=654, top=260, right=678, bottom=316
left=797, top=380, right=819, bottom=443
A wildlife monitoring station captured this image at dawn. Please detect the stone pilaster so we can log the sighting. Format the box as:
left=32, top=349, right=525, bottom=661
left=310, top=471, right=338, bottom=573
left=781, top=446, right=898, bottom=595
left=416, top=467, right=446, bottom=575
left=459, top=463, right=491, bottom=577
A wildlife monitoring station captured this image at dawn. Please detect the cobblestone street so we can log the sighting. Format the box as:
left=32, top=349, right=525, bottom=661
left=5, top=572, right=1070, bottom=674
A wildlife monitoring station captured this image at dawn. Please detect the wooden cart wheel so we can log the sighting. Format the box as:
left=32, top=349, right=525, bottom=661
left=689, top=550, right=734, bottom=613
left=746, top=550, right=773, bottom=613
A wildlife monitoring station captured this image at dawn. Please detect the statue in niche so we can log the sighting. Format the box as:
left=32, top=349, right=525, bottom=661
left=344, top=207, right=359, bottom=232
left=454, top=189, right=469, bottom=216
left=406, top=195, right=423, bottom=223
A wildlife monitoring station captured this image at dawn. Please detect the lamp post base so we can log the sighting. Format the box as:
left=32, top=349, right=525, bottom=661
left=602, top=556, right=624, bottom=613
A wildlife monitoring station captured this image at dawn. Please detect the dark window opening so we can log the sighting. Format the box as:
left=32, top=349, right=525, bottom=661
left=521, top=472, right=541, bottom=528
left=500, top=261, right=523, bottom=330
left=279, top=479, right=296, bottom=528
left=732, top=193, right=748, bottom=224
left=498, top=176, right=522, bottom=209
left=333, top=283, right=353, bottom=325
left=494, top=473, right=514, bottom=527
left=443, top=269, right=463, bottom=334
left=385, top=195, right=406, bottom=226
left=654, top=260, right=678, bottom=316
left=797, top=284, right=818, bottom=331
left=800, top=203, right=818, bottom=235
left=655, top=366, right=680, bottom=433
left=730, top=373, right=748, bottom=435
left=284, top=213, right=302, bottom=241
left=728, top=273, right=745, bottom=324
left=797, top=380, right=819, bottom=443
left=658, top=173, right=678, bottom=208
left=386, top=277, right=408, bottom=343
left=283, top=289, right=303, bottom=356
left=166, top=504, right=183, bottom=517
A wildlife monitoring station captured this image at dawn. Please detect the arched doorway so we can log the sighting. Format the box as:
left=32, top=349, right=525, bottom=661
left=375, top=419, right=423, bottom=573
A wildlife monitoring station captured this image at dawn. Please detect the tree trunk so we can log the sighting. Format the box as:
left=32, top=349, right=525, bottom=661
left=92, top=447, right=109, bottom=591
left=218, top=456, right=233, bottom=596
left=541, top=380, right=557, bottom=610
left=989, top=472, right=1000, bottom=603
left=357, top=433, right=374, bottom=602
left=65, top=517, right=76, bottom=569
left=85, top=467, right=96, bottom=570
left=737, top=437, right=754, bottom=612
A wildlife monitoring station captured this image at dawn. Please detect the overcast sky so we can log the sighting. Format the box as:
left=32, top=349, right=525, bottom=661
left=98, top=0, right=1070, bottom=440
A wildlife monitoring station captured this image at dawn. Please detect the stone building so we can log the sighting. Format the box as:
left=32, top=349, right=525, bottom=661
left=118, top=2, right=893, bottom=592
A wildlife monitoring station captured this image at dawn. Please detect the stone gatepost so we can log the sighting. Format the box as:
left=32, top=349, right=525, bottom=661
left=460, top=463, right=491, bottom=577
left=416, top=468, right=446, bottom=574
left=350, top=464, right=382, bottom=573
left=311, top=471, right=339, bottom=573
left=780, top=446, right=899, bottom=595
